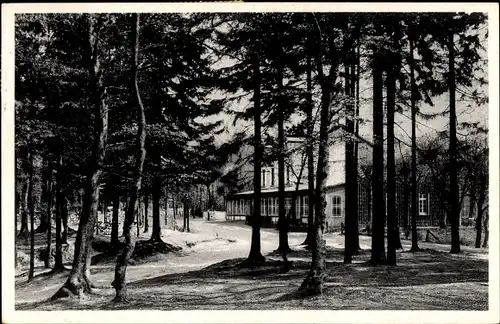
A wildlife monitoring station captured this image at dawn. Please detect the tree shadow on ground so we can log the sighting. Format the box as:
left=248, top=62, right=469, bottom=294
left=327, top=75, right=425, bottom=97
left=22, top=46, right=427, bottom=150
left=122, top=247, right=487, bottom=310
left=90, top=238, right=182, bottom=265
left=15, top=247, right=488, bottom=311
left=130, top=247, right=487, bottom=290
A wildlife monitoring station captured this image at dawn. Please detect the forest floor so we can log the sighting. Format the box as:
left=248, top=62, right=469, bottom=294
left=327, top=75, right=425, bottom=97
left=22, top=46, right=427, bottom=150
left=15, top=218, right=488, bottom=310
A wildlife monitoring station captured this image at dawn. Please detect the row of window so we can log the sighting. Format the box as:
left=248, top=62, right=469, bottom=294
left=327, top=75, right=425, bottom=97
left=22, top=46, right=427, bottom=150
left=227, top=196, right=310, bottom=218
left=227, top=193, right=430, bottom=217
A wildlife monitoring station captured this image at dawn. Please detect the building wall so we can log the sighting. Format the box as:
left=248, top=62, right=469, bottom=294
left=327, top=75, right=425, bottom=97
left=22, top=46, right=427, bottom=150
left=226, top=181, right=475, bottom=231
left=224, top=137, right=347, bottom=194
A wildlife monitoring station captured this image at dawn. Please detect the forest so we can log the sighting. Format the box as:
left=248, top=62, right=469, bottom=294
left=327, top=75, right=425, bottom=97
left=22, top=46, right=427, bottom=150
left=13, top=11, right=489, bottom=310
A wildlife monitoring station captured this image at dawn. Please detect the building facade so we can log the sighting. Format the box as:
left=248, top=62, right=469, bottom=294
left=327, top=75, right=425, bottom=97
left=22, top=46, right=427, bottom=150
left=224, top=137, right=478, bottom=232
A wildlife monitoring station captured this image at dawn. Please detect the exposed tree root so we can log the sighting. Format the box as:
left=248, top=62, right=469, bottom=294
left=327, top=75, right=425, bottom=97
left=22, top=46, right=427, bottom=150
left=51, top=275, right=93, bottom=301
left=298, top=270, right=326, bottom=297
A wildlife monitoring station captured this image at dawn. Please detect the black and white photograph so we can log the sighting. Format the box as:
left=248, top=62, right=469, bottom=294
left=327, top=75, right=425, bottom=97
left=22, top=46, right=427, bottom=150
left=2, top=2, right=499, bottom=323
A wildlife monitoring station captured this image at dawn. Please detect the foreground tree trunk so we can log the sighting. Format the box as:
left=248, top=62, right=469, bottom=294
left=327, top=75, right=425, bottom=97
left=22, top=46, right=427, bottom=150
left=303, top=38, right=315, bottom=250
left=299, top=17, right=332, bottom=294
left=386, top=41, right=397, bottom=265
left=276, top=35, right=290, bottom=255
left=112, top=13, right=147, bottom=302
left=448, top=30, right=461, bottom=254
left=353, top=44, right=361, bottom=251
left=245, top=52, right=265, bottom=264
left=370, top=49, right=386, bottom=265
left=28, top=143, right=35, bottom=281
left=344, top=57, right=356, bottom=264
left=52, top=15, right=109, bottom=299
left=409, top=35, right=420, bottom=252
left=244, top=58, right=265, bottom=249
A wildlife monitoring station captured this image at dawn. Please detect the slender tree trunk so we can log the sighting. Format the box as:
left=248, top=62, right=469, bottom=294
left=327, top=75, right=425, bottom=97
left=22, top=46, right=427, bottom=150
left=206, top=183, right=212, bottom=214
left=150, top=173, right=162, bottom=242
left=370, top=49, right=386, bottom=265
left=409, top=35, right=420, bottom=252
left=448, top=31, right=460, bottom=254
left=468, top=191, right=476, bottom=222
left=367, top=184, right=372, bottom=233
left=19, top=180, right=29, bottom=236
left=403, top=180, right=409, bottom=237
left=246, top=52, right=265, bottom=264
left=353, top=44, right=361, bottom=252
left=136, top=195, right=141, bottom=237
left=344, top=59, right=356, bottom=264
left=28, top=143, right=35, bottom=281
left=173, top=197, right=177, bottom=229
left=184, top=201, right=191, bottom=233
left=482, top=211, right=488, bottom=248
left=45, top=157, right=53, bottom=268
left=163, top=189, right=168, bottom=226
left=53, top=15, right=109, bottom=299
left=303, top=38, right=315, bottom=250
left=276, top=38, right=290, bottom=255
left=474, top=205, right=483, bottom=248
left=183, top=201, right=187, bottom=231
left=113, top=13, right=146, bottom=302
left=61, top=196, right=69, bottom=244
left=111, top=194, right=120, bottom=246
left=53, top=153, right=64, bottom=271
left=143, top=192, right=149, bottom=233
left=386, top=43, right=397, bottom=265
left=300, top=18, right=331, bottom=294
left=36, top=153, right=49, bottom=233
left=103, top=198, right=109, bottom=224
